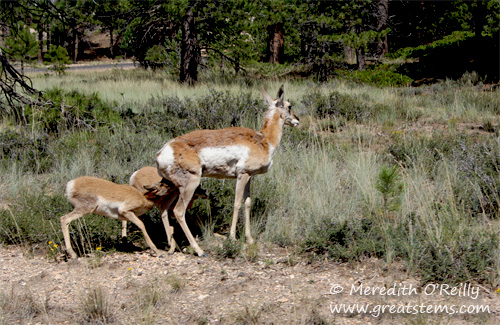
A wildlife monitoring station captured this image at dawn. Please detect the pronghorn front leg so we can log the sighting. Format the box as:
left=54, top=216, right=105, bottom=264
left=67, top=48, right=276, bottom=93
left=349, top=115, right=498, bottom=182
left=159, top=194, right=178, bottom=254
left=61, top=210, right=85, bottom=259
left=230, top=173, right=252, bottom=242
left=121, top=211, right=162, bottom=256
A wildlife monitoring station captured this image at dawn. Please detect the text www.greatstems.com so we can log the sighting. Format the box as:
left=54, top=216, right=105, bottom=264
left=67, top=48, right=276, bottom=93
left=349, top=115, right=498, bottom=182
left=330, top=302, right=491, bottom=317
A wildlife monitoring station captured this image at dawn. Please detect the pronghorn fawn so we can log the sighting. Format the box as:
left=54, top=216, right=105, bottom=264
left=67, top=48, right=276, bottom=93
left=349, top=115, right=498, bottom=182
left=156, top=85, right=299, bottom=256
left=127, top=166, right=207, bottom=253
left=60, top=176, right=169, bottom=258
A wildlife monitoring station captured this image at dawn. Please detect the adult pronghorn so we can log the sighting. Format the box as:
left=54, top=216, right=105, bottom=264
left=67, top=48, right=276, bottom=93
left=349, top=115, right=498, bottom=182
left=156, top=85, right=299, bottom=256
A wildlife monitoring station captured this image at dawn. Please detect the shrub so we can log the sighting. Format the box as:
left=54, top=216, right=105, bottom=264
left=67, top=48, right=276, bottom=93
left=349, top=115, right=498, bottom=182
left=303, top=90, right=374, bottom=122
left=416, top=225, right=499, bottom=284
left=0, top=129, right=52, bottom=173
left=44, top=45, right=71, bottom=75
left=388, top=133, right=455, bottom=169
left=452, top=138, right=500, bottom=219
left=31, top=88, right=123, bottom=134
left=143, top=41, right=180, bottom=74
left=143, top=45, right=169, bottom=71
left=126, top=90, right=261, bottom=136
left=303, top=217, right=386, bottom=262
left=336, top=68, right=413, bottom=87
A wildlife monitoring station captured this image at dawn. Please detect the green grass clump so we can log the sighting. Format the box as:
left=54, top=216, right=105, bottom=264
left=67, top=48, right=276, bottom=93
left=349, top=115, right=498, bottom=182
left=216, top=238, right=243, bottom=259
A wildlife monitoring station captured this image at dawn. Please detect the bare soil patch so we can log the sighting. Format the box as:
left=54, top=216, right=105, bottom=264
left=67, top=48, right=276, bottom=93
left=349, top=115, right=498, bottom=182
left=1, top=245, right=499, bottom=324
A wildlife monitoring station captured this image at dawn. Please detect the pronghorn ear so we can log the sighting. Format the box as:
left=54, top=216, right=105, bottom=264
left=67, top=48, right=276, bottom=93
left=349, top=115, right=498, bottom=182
left=144, top=182, right=169, bottom=197
left=276, top=85, right=284, bottom=107
left=261, top=86, right=273, bottom=106
left=143, top=184, right=158, bottom=191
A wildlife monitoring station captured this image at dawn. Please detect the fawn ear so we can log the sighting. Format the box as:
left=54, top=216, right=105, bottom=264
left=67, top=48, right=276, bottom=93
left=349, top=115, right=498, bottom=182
left=261, top=86, right=273, bottom=106
left=276, top=85, right=284, bottom=107
left=144, top=182, right=169, bottom=197
left=143, top=183, right=158, bottom=191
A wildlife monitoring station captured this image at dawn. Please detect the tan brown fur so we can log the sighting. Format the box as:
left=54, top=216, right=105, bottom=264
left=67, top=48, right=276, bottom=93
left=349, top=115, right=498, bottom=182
left=61, top=176, right=164, bottom=259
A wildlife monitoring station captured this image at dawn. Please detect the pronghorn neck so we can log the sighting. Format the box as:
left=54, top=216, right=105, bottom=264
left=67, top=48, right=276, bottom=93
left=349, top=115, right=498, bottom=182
left=259, top=108, right=284, bottom=149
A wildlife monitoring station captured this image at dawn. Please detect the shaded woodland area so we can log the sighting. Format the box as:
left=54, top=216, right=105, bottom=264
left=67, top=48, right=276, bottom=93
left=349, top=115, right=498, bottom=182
left=0, top=0, right=499, bottom=118
left=1, top=1, right=498, bottom=79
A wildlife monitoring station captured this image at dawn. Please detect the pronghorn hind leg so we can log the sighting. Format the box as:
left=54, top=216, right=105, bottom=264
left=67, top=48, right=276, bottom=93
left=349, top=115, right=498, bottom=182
left=173, top=174, right=205, bottom=256
left=243, top=176, right=253, bottom=244
left=230, top=173, right=251, bottom=241
left=121, top=220, right=127, bottom=238
left=167, top=225, right=175, bottom=254
left=60, top=210, right=85, bottom=259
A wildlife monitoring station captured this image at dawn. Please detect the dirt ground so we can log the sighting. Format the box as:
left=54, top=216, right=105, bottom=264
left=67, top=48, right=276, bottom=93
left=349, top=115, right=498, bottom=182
left=1, top=244, right=499, bottom=324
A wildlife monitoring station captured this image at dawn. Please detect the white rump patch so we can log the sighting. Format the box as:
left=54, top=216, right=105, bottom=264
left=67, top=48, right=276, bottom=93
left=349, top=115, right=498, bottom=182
left=65, top=179, right=76, bottom=199
left=199, top=145, right=250, bottom=177
left=156, top=142, right=175, bottom=176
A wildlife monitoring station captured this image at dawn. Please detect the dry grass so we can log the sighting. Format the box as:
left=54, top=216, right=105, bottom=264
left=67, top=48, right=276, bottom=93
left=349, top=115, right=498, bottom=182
left=78, top=285, right=115, bottom=324
left=0, top=286, right=48, bottom=324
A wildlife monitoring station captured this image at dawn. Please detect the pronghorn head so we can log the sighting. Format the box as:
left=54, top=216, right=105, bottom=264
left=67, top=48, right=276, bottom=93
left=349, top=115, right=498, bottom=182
left=262, top=85, right=300, bottom=127
left=143, top=179, right=208, bottom=201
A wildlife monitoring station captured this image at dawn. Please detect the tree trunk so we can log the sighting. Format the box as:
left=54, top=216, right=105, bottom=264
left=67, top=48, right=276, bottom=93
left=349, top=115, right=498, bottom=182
left=266, top=22, right=284, bottom=64
left=73, top=29, right=78, bottom=63
left=344, top=46, right=356, bottom=65
left=180, top=7, right=199, bottom=85
left=38, top=27, right=44, bottom=63
left=318, top=42, right=328, bottom=82
left=357, top=47, right=366, bottom=71
left=375, top=0, right=389, bottom=57
left=109, top=28, right=114, bottom=58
